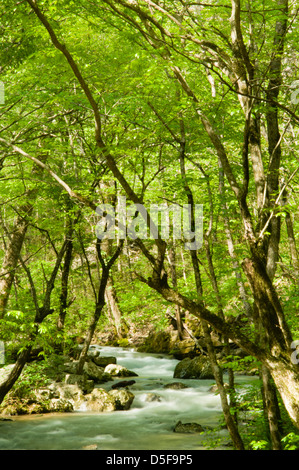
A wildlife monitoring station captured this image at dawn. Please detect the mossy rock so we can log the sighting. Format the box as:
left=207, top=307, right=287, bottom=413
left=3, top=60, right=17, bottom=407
left=173, top=356, right=214, bottom=379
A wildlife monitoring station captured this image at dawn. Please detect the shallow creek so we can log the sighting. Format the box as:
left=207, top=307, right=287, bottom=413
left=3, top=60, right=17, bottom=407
left=0, top=345, right=256, bottom=450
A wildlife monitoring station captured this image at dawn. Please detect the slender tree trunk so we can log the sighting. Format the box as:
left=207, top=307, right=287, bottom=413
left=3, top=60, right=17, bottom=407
left=167, top=245, right=184, bottom=340
left=218, top=158, right=253, bottom=317
left=105, top=275, right=127, bottom=339
left=77, top=240, right=123, bottom=374
left=0, top=345, right=33, bottom=404
left=76, top=300, right=106, bottom=375
left=57, top=216, right=74, bottom=332
left=0, top=206, right=32, bottom=318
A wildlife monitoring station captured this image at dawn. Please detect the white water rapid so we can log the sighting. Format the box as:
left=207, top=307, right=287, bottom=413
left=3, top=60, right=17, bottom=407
left=0, top=346, right=255, bottom=450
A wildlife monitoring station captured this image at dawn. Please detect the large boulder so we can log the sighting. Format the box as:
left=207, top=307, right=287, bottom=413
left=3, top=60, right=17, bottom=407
left=173, top=356, right=214, bottom=379
left=0, top=383, right=79, bottom=416
left=83, top=361, right=111, bottom=383
left=82, top=389, right=116, bottom=412
left=104, top=364, right=138, bottom=378
left=109, top=389, right=135, bottom=410
left=46, top=383, right=85, bottom=411
left=138, top=329, right=178, bottom=354
left=82, top=388, right=134, bottom=412
left=64, top=373, right=94, bottom=394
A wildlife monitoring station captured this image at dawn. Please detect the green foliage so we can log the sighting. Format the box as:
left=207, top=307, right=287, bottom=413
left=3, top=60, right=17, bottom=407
left=281, top=433, right=299, bottom=450
left=0, top=0, right=299, bottom=446
left=250, top=440, right=271, bottom=451
left=222, top=355, right=260, bottom=373
left=9, top=361, right=51, bottom=400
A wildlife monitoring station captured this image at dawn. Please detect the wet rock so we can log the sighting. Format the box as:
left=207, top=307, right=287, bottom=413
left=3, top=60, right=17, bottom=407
left=173, top=356, right=214, bottom=380
left=82, top=388, right=134, bottom=412
left=104, top=364, right=138, bottom=378
left=82, top=388, right=116, bottom=412
left=145, top=393, right=162, bottom=402
left=173, top=421, right=204, bottom=433
left=111, top=380, right=136, bottom=389
left=163, top=382, right=189, bottom=390
left=109, top=389, right=135, bottom=410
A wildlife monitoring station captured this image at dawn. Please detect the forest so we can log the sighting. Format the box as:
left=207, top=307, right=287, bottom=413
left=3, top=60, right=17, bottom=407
left=0, top=0, right=299, bottom=452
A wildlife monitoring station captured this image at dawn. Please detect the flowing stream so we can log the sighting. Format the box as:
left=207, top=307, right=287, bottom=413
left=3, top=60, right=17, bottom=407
left=0, top=346, right=255, bottom=450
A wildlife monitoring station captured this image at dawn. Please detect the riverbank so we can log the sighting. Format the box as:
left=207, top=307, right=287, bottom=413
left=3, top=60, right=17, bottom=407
left=0, top=345, right=260, bottom=450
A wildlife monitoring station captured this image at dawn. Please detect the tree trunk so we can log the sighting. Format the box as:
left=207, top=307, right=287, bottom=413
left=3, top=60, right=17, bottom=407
left=0, top=207, right=32, bottom=318
left=77, top=240, right=123, bottom=374
left=0, top=346, right=32, bottom=404
left=167, top=245, right=184, bottom=340
left=105, top=275, right=127, bottom=339
left=76, top=301, right=105, bottom=375
left=57, top=215, right=74, bottom=332
left=265, top=357, right=299, bottom=430
left=260, top=364, right=282, bottom=450
left=218, top=158, right=253, bottom=317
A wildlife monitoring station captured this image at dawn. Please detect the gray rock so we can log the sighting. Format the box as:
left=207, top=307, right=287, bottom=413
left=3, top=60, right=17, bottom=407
left=82, top=388, right=116, bottom=412
left=109, top=389, right=135, bottom=410
left=87, top=349, right=100, bottom=359
left=104, top=364, right=138, bottom=377
left=83, top=361, right=110, bottom=383
left=82, top=388, right=134, bottom=412
left=47, top=383, right=85, bottom=410
left=145, top=393, right=162, bottom=402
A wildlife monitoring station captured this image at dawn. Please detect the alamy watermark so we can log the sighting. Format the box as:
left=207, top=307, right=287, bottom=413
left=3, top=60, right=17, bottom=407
left=95, top=196, right=203, bottom=250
